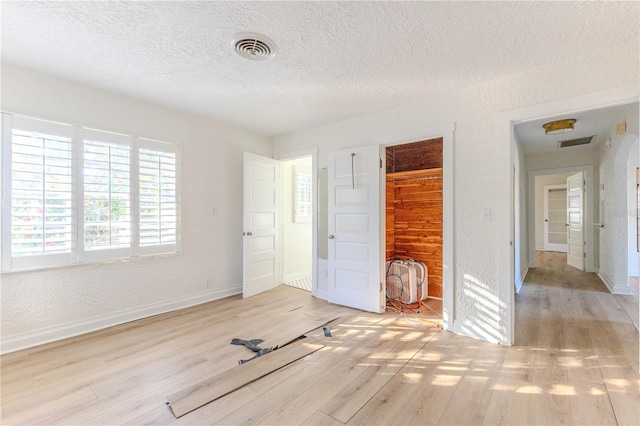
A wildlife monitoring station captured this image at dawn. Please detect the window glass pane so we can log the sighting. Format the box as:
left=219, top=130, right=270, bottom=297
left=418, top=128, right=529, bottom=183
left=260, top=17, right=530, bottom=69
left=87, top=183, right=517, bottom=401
left=11, top=129, right=73, bottom=256
left=139, top=147, right=177, bottom=246
left=83, top=136, right=131, bottom=250
left=294, top=167, right=312, bottom=223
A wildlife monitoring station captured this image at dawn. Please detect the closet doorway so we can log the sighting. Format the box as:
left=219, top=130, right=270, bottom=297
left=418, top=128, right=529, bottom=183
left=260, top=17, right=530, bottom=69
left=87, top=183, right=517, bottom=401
left=385, top=138, right=443, bottom=319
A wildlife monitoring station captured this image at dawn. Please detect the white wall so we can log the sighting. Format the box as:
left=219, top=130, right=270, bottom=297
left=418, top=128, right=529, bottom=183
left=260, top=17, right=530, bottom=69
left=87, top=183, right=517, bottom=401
left=281, top=157, right=312, bottom=282
left=627, top=142, right=639, bottom=277
left=514, top=134, right=528, bottom=291
left=273, top=42, right=638, bottom=344
left=598, top=102, right=640, bottom=293
left=0, top=64, right=272, bottom=353
left=533, top=173, right=572, bottom=250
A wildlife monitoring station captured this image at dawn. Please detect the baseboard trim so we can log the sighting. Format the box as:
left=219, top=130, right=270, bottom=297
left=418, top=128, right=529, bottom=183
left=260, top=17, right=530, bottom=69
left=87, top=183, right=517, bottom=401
left=284, top=272, right=312, bottom=283
left=453, top=319, right=505, bottom=346
left=515, top=267, right=529, bottom=293
left=0, top=286, right=241, bottom=355
left=598, top=272, right=632, bottom=295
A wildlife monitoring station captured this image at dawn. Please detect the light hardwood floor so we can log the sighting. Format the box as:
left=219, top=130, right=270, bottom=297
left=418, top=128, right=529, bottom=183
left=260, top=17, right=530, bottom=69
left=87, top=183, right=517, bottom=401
left=1, top=251, right=638, bottom=425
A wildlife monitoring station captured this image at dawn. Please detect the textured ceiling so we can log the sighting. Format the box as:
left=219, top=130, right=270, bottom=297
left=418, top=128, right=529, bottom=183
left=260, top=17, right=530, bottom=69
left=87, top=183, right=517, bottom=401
left=1, top=1, right=638, bottom=136
left=515, top=102, right=639, bottom=156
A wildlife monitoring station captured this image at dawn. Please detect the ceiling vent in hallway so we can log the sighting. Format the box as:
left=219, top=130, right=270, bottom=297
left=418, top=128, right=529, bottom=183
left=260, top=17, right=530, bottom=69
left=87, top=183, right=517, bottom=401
left=557, top=136, right=594, bottom=148
left=231, top=33, right=276, bottom=61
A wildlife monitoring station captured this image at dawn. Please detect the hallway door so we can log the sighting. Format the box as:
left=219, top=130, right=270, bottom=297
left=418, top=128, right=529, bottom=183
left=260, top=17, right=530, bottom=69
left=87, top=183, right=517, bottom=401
left=566, top=172, right=584, bottom=270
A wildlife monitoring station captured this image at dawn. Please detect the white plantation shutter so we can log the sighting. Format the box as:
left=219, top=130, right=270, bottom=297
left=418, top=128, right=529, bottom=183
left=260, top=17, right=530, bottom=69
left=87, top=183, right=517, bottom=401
left=81, top=129, right=132, bottom=262
left=137, top=138, right=179, bottom=255
left=3, top=116, right=75, bottom=270
left=1, top=114, right=180, bottom=271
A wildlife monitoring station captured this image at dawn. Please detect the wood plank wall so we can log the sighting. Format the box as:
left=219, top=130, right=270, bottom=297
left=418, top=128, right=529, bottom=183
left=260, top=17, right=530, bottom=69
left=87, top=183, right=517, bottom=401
left=386, top=138, right=443, bottom=173
left=386, top=137, right=443, bottom=299
left=386, top=169, right=443, bottom=299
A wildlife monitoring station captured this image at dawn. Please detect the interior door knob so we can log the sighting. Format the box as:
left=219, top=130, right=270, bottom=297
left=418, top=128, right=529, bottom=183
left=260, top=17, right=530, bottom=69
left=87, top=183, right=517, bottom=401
left=328, top=235, right=335, bottom=239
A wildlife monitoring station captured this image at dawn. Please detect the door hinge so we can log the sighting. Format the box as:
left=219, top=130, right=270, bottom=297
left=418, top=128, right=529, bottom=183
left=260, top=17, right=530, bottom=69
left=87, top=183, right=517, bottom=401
left=380, top=158, right=383, bottom=169
left=584, top=252, right=586, bottom=258
left=380, top=282, right=383, bottom=292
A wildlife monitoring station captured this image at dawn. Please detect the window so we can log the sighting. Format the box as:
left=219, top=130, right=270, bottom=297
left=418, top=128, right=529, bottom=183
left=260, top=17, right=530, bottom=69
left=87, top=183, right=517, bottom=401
left=81, top=129, right=132, bottom=262
left=1, top=114, right=180, bottom=271
left=293, top=165, right=312, bottom=223
left=3, top=116, right=76, bottom=270
left=137, top=138, right=178, bottom=255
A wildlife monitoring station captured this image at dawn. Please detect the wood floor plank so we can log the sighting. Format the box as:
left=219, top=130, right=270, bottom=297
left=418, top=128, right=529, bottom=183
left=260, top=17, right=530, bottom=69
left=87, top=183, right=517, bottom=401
left=123, top=403, right=177, bottom=426
left=1, top=255, right=637, bottom=426
left=347, top=332, right=464, bottom=425
left=214, top=369, right=318, bottom=425
left=168, top=386, right=259, bottom=426
left=320, top=324, right=439, bottom=423
left=568, top=378, right=618, bottom=425
left=167, top=340, right=324, bottom=417
left=1, top=385, right=97, bottom=425
left=302, top=411, right=345, bottom=426
left=481, top=375, right=532, bottom=425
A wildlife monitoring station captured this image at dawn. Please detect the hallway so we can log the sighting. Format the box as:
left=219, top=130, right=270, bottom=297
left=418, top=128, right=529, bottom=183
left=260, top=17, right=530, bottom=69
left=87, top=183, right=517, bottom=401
left=511, top=251, right=638, bottom=424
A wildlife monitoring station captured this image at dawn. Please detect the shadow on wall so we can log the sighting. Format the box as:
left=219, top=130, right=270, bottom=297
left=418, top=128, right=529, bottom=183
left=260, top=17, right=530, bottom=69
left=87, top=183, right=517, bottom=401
left=460, top=274, right=505, bottom=344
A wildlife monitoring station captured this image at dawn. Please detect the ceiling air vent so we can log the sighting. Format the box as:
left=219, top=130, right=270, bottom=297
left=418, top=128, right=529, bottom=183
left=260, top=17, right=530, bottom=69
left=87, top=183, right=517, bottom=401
left=557, top=136, right=594, bottom=148
left=231, top=33, right=276, bottom=61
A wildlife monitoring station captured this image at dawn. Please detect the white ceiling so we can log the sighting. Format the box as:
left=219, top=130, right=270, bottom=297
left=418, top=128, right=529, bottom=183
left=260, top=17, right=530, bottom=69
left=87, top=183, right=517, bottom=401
left=515, top=102, right=639, bottom=156
left=1, top=1, right=638, bottom=136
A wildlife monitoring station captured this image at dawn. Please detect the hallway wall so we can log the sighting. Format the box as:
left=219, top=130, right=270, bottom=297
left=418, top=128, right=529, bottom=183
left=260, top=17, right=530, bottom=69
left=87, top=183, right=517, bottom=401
left=598, top=102, right=640, bottom=294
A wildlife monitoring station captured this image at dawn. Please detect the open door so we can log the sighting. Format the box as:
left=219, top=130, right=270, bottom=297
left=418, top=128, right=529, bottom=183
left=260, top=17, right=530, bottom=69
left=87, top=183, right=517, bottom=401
left=327, top=145, right=384, bottom=313
left=566, top=172, right=584, bottom=270
left=243, top=153, right=280, bottom=298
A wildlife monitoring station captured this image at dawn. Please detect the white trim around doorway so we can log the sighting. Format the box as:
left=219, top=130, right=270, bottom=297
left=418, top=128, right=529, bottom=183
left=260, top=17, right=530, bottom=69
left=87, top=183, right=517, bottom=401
left=530, top=166, right=596, bottom=271
left=498, top=85, right=640, bottom=346
left=274, top=148, right=319, bottom=298
left=373, top=123, right=455, bottom=333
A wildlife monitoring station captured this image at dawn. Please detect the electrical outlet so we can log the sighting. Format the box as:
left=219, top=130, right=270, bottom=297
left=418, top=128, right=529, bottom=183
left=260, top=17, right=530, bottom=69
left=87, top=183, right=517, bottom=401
left=205, top=278, right=211, bottom=287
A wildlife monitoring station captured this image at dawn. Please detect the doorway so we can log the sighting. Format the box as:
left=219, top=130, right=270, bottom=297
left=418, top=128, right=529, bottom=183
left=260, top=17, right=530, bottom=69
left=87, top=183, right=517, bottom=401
left=499, top=90, right=640, bottom=346
left=384, top=138, right=443, bottom=320
left=242, top=150, right=317, bottom=299
left=281, top=156, right=313, bottom=292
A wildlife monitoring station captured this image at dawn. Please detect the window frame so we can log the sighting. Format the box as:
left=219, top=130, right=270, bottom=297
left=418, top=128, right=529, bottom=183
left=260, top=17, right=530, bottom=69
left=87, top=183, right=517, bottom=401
left=135, top=137, right=180, bottom=257
left=1, top=113, right=181, bottom=272
left=79, top=127, right=134, bottom=264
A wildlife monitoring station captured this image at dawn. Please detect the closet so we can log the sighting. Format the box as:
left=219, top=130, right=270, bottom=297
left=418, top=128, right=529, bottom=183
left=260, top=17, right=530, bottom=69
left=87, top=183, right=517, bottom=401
left=386, top=138, right=443, bottom=300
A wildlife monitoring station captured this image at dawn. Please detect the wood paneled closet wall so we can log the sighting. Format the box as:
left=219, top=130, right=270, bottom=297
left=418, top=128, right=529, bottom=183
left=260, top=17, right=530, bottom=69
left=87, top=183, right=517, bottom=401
left=386, top=138, right=443, bottom=299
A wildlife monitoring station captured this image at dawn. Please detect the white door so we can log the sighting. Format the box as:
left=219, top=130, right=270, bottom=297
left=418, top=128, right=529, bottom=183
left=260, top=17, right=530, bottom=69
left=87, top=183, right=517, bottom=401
left=543, top=185, right=568, bottom=252
left=327, top=145, right=384, bottom=313
left=243, top=153, right=281, bottom=298
left=566, top=172, right=584, bottom=270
